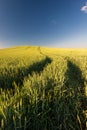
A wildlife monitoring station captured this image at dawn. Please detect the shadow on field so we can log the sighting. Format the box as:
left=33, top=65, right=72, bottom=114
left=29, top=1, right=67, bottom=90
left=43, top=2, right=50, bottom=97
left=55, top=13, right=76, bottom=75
left=16, top=56, right=52, bottom=86
left=0, top=56, right=52, bottom=89
left=21, top=60, right=87, bottom=130
left=60, top=60, right=86, bottom=130
left=26, top=56, right=52, bottom=74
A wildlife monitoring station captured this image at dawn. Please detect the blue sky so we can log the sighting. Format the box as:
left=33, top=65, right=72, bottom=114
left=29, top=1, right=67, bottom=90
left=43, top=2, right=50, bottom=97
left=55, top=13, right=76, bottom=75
left=0, top=0, right=87, bottom=48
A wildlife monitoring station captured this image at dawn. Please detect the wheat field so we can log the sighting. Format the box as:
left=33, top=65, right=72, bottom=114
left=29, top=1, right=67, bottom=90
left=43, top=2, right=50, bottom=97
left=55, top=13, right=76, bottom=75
left=0, top=46, right=87, bottom=130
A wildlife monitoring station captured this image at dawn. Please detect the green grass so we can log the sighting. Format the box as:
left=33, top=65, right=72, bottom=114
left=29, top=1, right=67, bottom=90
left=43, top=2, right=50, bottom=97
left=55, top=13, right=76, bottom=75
left=0, top=46, right=87, bottom=130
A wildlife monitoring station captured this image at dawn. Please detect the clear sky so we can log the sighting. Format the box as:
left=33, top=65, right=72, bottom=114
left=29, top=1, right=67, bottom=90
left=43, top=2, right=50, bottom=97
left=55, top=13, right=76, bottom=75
left=0, top=0, right=87, bottom=48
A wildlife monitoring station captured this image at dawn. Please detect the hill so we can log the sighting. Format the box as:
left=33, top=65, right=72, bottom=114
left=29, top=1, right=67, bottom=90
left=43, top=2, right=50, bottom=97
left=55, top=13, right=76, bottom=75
left=0, top=46, right=87, bottom=130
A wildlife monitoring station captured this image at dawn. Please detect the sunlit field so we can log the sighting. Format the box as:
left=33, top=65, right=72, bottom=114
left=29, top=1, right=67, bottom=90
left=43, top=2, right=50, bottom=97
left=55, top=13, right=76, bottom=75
left=0, top=46, right=87, bottom=130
